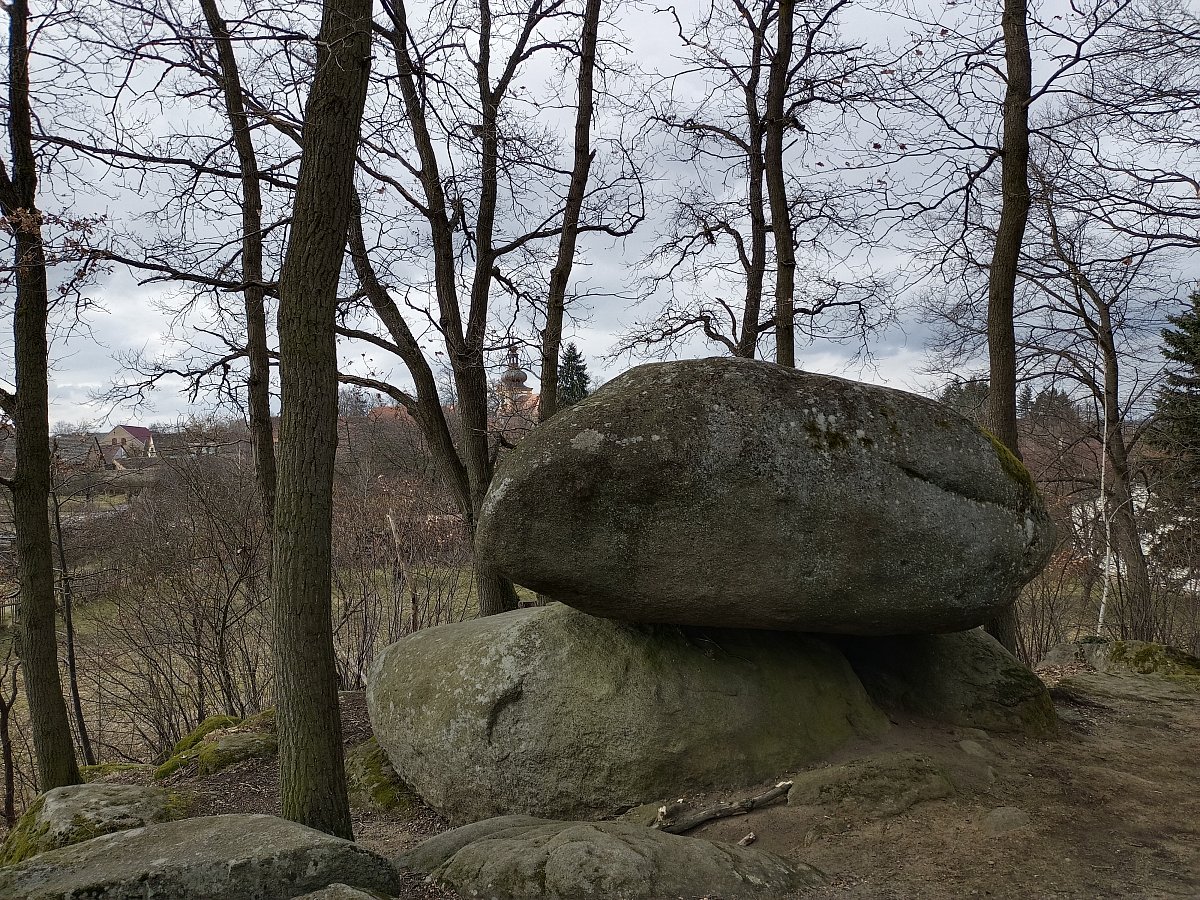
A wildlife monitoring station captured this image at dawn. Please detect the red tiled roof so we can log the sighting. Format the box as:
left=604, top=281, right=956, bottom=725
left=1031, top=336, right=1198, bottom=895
left=119, top=425, right=153, bottom=443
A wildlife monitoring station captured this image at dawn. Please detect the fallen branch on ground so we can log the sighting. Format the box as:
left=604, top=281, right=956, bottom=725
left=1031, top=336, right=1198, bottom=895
left=652, top=781, right=793, bottom=834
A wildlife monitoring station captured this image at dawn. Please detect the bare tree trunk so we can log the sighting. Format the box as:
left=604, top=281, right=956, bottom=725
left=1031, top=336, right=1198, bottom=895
left=0, top=652, right=20, bottom=826
left=539, top=0, right=600, bottom=422
left=51, top=487, right=95, bottom=766
left=1094, top=310, right=1154, bottom=641
left=199, top=0, right=277, bottom=529
left=272, top=0, right=371, bottom=839
left=983, top=0, right=1032, bottom=654
left=0, top=0, right=81, bottom=791
left=765, top=0, right=796, bottom=368
left=737, top=6, right=771, bottom=359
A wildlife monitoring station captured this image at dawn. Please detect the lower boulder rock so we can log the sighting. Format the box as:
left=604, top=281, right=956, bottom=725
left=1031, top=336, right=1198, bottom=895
left=368, top=603, right=888, bottom=822
left=837, top=629, right=1058, bottom=736
left=0, top=814, right=401, bottom=900
left=406, top=817, right=822, bottom=900
left=0, top=783, right=187, bottom=866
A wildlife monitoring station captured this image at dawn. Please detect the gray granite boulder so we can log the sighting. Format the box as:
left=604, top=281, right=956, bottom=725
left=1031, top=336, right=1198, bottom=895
left=477, top=357, right=1053, bottom=634
left=406, top=817, right=822, bottom=900
left=838, top=629, right=1058, bottom=736
left=0, top=814, right=402, bottom=899
left=0, top=783, right=187, bottom=866
left=368, top=603, right=887, bottom=823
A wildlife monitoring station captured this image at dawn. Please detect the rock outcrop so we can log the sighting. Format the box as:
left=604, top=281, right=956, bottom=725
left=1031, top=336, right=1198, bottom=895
left=786, top=751, right=955, bottom=819
left=477, top=357, right=1052, bottom=634
left=1041, top=639, right=1200, bottom=678
left=838, top=629, right=1058, bottom=736
left=0, top=814, right=401, bottom=900
left=405, top=816, right=823, bottom=900
left=368, top=602, right=888, bottom=822
left=0, top=784, right=186, bottom=866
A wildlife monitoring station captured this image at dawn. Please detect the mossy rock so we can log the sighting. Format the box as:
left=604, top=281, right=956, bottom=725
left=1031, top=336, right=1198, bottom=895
left=170, top=714, right=242, bottom=758
left=0, top=784, right=188, bottom=867
left=78, top=763, right=155, bottom=783
left=1095, top=640, right=1200, bottom=677
left=787, top=752, right=955, bottom=819
left=155, top=730, right=277, bottom=780
left=345, top=738, right=418, bottom=813
left=0, top=814, right=402, bottom=899
left=368, top=603, right=888, bottom=823
left=1042, top=640, right=1200, bottom=681
left=155, top=709, right=277, bottom=780
left=476, top=357, right=1054, bottom=635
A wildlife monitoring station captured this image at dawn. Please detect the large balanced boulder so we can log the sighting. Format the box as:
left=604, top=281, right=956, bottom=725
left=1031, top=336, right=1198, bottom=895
left=406, top=816, right=822, bottom=900
left=368, top=603, right=888, bottom=822
left=0, top=783, right=187, bottom=866
left=838, top=629, right=1058, bottom=736
left=477, top=358, right=1053, bottom=634
left=0, top=814, right=401, bottom=900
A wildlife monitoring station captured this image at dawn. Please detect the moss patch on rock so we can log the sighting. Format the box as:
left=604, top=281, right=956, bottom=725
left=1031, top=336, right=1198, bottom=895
left=1103, top=640, right=1200, bottom=676
left=78, top=763, right=155, bottom=783
left=345, top=737, right=418, bottom=814
left=980, top=428, right=1038, bottom=496
left=0, top=784, right=187, bottom=867
left=155, top=711, right=277, bottom=780
left=170, top=715, right=241, bottom=758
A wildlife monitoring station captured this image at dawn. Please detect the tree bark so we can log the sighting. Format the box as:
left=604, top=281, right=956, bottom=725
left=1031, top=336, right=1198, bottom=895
left=538, top=0, right=600, bottom=422
left=51, top=486, right=95, bottom=766
left=272, top=0, right=372, bottom=839
left=765, top=0, right=796, bottom=368
left=983, top=0, right=1033, bottom=653
left=199, top=0, right=277, bottom=530
left=1, top=0, right=82, bottom=791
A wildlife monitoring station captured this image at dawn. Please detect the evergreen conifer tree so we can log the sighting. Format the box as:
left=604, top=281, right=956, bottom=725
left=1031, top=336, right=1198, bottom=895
left=1156, top=290, right=1200, bottom=487
left=557, top=342, right=591, bottom=407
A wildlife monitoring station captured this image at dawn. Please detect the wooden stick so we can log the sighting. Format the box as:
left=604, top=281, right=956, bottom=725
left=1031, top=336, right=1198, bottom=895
left=654, top=781, right=793, bottom=835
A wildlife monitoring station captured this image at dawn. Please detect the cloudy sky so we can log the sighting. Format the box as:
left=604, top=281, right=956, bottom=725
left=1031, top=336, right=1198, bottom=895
left=5, top=0, right=1190, bottom=431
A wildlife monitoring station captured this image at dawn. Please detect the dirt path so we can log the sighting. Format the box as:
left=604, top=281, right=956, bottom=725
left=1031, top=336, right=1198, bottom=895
left=687, top=671, right=1200, bottom=899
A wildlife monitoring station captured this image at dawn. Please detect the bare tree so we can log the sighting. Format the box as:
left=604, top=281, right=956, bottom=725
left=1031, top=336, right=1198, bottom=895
left=272, top=0, right=372, bottom=838
left=348, top=0, right=641, bottom=615
left=0, top=0, right=81, bottom=790
left=622, top=0, right=891, bottom=361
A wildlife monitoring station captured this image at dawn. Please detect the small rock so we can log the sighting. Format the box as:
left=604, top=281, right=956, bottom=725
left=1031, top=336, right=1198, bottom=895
left=294, top=885, right=388, bottom=900
left=408, top=817, right=822, bottom=900
left=345, top=737, right=417, bottom=813
left=959, top=740, right=990, bottom=759
left=982, top=806, right=1032, bottom=834
left=0, top=814, right=402, bottom=900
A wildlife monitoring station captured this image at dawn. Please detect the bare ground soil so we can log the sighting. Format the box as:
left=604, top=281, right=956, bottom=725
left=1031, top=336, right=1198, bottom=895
left=16, top=669, right=1199, bottom=899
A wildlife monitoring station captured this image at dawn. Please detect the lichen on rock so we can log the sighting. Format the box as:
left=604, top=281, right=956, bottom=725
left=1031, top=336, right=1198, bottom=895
left=0, top=783, right=187, bottom=867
